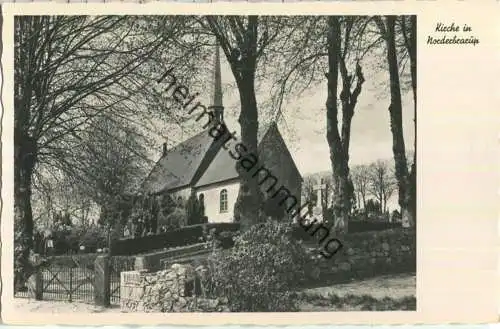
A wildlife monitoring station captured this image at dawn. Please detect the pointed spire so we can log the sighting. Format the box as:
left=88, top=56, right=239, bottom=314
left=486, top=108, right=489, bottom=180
left=211, top=41, right=224, bottom=122
left=213, top=43, right=223, bottom=108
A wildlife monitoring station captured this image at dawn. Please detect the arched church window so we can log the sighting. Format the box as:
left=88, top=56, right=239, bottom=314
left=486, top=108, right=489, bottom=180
left=220, top=189, right=228, bottom=213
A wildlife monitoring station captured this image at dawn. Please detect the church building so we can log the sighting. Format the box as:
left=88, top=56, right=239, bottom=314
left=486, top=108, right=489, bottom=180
left=141, top=46, right=302, bottom=223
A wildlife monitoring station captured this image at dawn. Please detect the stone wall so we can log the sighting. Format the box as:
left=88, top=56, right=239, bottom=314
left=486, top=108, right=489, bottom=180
left=306, top=228, right=416, bottom=285
left=120, top=263, right=229, bottom=312
left=133, top=243, right=211, bottom=272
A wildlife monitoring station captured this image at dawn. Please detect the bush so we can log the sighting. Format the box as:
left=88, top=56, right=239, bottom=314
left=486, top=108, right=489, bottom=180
left=217, top=230, right=239, bottom=249
left=78, top=226, right=108, bottom=253
left=202, top=227, right=240, bottom=250
left=205, top=221, right=310, bottom=312
left=46, top=224, right=108, bottom=255
left=158, top=207, right=187, bottom=231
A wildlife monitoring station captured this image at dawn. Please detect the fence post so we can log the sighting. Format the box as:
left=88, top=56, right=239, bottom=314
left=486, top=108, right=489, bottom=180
left=69, top=268, right=73, bottom=302
left=34, top=271, right=43, bottom=300
left=94, top=255, right=110, bottom=307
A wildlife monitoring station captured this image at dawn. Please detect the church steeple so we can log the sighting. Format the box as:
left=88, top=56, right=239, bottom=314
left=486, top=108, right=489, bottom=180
left=210, top=42, right=224, bottom=122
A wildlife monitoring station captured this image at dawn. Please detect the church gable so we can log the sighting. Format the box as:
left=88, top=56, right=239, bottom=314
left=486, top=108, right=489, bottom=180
left=194, top=122, right=302, bottom=190
left=258, top=122, right=302, bottom=185
left=194, top=123, right=273, bottom=188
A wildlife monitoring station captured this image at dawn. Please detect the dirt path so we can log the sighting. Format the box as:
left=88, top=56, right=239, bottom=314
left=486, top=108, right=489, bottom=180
left=12, top=298, right=122, bottom=313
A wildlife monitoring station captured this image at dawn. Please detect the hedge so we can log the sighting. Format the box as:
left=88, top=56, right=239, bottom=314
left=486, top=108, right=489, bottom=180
left=46, top=254, right=136, bottom=271
left=111, top=220, right=402, bottom=256
left=111, top=223, right=240, bottom=256
left=48, top=254, right=98, bottom=268
left=348, top=220, right=402, bottom=233
left=290, top=220, right=402, bottom=242
left=109, top=255, right=136, bottom=272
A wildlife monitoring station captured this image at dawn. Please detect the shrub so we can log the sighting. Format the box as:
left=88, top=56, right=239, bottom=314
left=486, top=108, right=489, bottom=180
left=185, top=192, right=205, bottom=225
left=217, top=230, right=239, bottom=249
left=205, top=221, right=310, bottom=312
left=391, top=210, right=402, bottom=223
left=202, top=227, right=240, bottom=250
left=79, top=226, right=108, bottom=253
left=158, top=207, right=187, bottom=231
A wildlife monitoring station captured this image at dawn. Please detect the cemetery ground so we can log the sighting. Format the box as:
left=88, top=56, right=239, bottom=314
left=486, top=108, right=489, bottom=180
left=13, top=272, right=416, bottom=312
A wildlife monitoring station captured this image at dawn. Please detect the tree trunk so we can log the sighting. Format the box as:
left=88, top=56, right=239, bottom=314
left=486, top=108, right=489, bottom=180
left=408, top=16, right=417, bottom=225
left=384, top=16, right=413, bottom=227
left=234, top=75, right=265, bottom=231
left=14, top=130, right=37, bottom=289
left=325, top=16, right=350, bottom=234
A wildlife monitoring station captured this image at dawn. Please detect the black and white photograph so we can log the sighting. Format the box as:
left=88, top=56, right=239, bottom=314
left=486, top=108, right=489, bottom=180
left=11, top=13, right=417, bottom=314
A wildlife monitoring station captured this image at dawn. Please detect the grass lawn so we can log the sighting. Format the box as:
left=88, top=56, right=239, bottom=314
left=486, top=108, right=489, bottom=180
left=297, top=273, right=416, bottom=311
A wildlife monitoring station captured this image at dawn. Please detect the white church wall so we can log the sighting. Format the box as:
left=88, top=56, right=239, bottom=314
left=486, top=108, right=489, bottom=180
left=196, top=180, right=240, bottom=223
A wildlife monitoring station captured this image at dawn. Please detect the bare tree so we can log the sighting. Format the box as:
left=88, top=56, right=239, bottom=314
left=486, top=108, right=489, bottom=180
left=14, top=15, right=203, bottom=288
left=301, top=175, right=317, bottom=210
left=266, top=16, right=376, bottom=233
left=368, top=159, right=396, bottom=214
left=31, top=169, right=96, bottom=229
left=374, top=15, right=414, bottom=226
left=71, top=115, right=147, bottom=248
left=400, top=15, right=417, bottom=224
left=351, top=164, right=370, bottom=210
left=204, top=16, right=284, bottom=230
left=324, top=16, right=364, bottom=233
left=320, top=176, right=334, bottom=220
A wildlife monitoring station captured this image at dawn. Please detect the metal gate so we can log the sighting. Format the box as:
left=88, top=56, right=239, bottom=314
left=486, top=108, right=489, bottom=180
left=41, top=257, right=95, bottom=303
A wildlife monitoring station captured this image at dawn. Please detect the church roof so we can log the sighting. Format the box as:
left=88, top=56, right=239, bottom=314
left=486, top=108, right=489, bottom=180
left=141, top=123, right=273, bottom=194
left=194, top=123, right=272, bottom=188
left=141, top=128, right=215, bottom=194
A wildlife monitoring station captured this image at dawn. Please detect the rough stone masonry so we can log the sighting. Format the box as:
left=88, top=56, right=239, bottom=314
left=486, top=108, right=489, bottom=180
left=120, top=263, right=229, bottom=312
